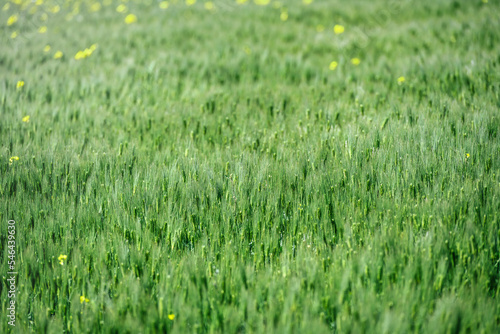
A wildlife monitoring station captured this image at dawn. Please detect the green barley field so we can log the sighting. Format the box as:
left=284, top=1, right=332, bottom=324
left=1, top=0, right=499, bottom=333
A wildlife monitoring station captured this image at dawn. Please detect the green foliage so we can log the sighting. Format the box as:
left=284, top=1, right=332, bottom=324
left=1, top=0, right=499, bottom=333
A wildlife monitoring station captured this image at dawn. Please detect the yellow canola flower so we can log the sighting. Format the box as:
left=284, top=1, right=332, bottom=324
left=90, top=2, right=101, bottom=12
left=75, top=44, right=97, bottom=60
left=75, top=51, right=85, bottom=60
left=22, top=115, right=30, bottom=123
left=80, top=295, right=90, bottom=304
left=168, top=314, right=175, bottom=320
left=116, top=4, right=127, bottom=13
left=254, top=0, right=270, bottom=5
left=125, top=14, right=137, bottom=24
left=11, top=31, right=18, bottom=39
left=334, top=24, right=344, bottom=34
left=54, top=51, right=63, bottom=59
left=38, top=26, right=47, bottom=34
left=17, top=81, right=24, bottom=89
left=397, top=76, right=405, bottom=84
left=159, top=1, right=169, bottom=9
left=351, top=58, right=360, bottom=65
left=7, top=15, right=18, bottom=26
left=82, top=48, right=93, bottom=57
left=204, top=2, right=214, bottom=10
left=58, top=254, right=67, bottom=265
left=9, top=156, right=20, bottom=165
left=466, top=153, right=470, bottom=158
left=50, top=5, right=60, bottom=13
left=280, top=10, right=288, bottom=21
left=186, top=0, right=196, bottom=5
left=329, top=61, right=338, bottom=71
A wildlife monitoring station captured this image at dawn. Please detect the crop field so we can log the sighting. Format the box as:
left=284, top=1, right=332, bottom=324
left=1, top=0, right=499, bottom=333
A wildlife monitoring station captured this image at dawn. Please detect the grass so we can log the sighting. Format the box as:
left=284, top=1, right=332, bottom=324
left=1, top=0, right=499, bottom=333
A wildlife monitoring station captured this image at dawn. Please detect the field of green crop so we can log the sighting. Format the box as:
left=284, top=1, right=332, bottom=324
left=1, top=0, right=499, bottom=333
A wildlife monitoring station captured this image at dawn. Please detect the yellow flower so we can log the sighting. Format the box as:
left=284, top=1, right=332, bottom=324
left=116, top=4, right=127, bottom=13
left=125, top=14, right=137, bottom=24
left=38, top=26, right=47, bottom=34
left=58, top=254, right=68, bottom=265
left=168, top=314, right=175, bottom=320
left=9, top=156, right=19, bottom=165
left=186, top=0, right=196, bottom=5
left=22, top=115, right=30, bottom=123
left=7, top=15, right=18, bottom=26
left=90, top=2, right=101, bottom=12
left=44, top=45, right=51, bottom=53
left=351, top=58, right=361, bottom=65
left=333, top=24, right=344, bottom=35
left=80, top=295, right=90, bottom=304
left=204, top=2, right=214, bottom=10
left=303, top=0, right=313, bottom=4
left=16, top=81, right=24, bottom=89
left=254, top=0, right=270, bottom=5
left=466, top=153, right=470, bottom=159
left=75, top=51, right=85, bottom=60
left=397, top=76, right=405, bottom=84
left=50, top=5, right=60, bottom=13
left=280, top=11, right=288, bottom=21
left=11, top=31, right=18, bottom=39
left=54, top=51, right=63, bottom=59
left=83, top=48, right=93, bottom=57
left=159, top=1, right=169, bottom=9
left=329, top=61, right=338, bottom=71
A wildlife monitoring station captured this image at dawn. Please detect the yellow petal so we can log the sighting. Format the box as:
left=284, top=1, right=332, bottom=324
left=333, top=24, right=344, bottom=34
left=125, top=14, right=137, bottom=24
left=116, top=5, right=127, bottom=13
left=7, top=15, right=18, bottom=26
left=204, top=2, right=214, bottom=10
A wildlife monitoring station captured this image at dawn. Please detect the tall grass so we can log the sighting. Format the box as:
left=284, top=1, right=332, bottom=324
left=1, top=0, right=499, bottom=332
